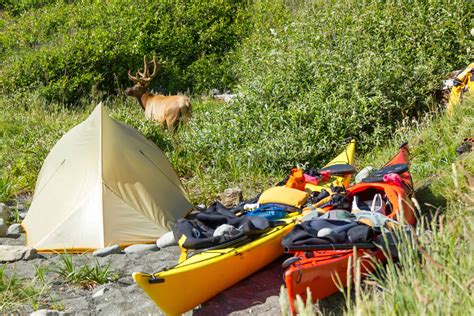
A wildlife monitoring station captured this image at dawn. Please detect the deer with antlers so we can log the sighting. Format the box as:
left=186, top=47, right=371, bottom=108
left=126, top=55, right=191, bottom=129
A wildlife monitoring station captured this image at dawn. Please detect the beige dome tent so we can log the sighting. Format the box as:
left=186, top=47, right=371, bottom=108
left=22, top=103, right=193, bottom=252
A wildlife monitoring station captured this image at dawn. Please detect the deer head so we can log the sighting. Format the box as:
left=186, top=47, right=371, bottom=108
left=125, top=55, right=160, bottom=98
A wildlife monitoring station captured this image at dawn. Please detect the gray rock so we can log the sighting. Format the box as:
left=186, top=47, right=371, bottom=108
left=124, top=244, right=158, bottom=254
left=0, top=203, right=11, bottom=221
left=19, top=210, right=28, bottom=219
left=7, top=223, right=24, bottom=236
left=30, top=309, right=71, bottom=316
left=0, top=245, right=37, bottom=262
left=93, top=245, right=122, bottom=257
left=92, top=286, right=110, bottom=298
left=156, top=231, right=177, bottom=249
left=213, top=93, right=237, bottom=103
left=0, top=219, right=6, bottom=237
left=219, top=187, right=243, bottom=208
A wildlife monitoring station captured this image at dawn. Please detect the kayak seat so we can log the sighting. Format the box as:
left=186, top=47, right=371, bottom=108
left=352, top=192, right=386, bottom=215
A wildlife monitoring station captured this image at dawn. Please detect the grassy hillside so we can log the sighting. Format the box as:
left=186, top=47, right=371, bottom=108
left=1, top=0, right=472, bottom=204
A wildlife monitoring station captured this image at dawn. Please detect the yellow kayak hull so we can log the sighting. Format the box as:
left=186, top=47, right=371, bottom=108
left=132, top=140, right=356, bottom=315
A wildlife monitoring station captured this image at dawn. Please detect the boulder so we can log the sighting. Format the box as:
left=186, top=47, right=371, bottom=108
left=124, top=244, right=159, bottom=254
left=156, top=231, right=177, bottom=249
left=7, top=223, right=24, bottom=236
left=219, top=187, right=243, bottom=208
left=0, top=203, right=11, bottom=221
left=0, top=219, right=6, bottom=237
left=0, top=245, right=37, bottom=262
left=92, top=245, right=122, bottom=257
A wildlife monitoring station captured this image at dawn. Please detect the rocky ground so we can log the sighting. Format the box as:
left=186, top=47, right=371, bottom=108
left=0, top=195, right=346, bottom=316
left=1, top=233, right=345, bottom=315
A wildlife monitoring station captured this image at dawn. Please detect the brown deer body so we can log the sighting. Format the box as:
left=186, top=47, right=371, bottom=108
left=126, top=56, right=191, bottom=129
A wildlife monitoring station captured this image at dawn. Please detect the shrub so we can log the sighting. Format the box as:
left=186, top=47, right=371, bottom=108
left=0, top=0, right=250, bottom=103
left=176, top=0, right=473, bottom=174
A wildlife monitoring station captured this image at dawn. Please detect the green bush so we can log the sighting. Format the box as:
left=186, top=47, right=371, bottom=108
left=0, top=0, right=250, bottom=103
left=175, top=0, right=473, bottom=174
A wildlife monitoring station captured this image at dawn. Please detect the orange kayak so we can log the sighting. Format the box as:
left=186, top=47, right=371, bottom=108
left=283, top=143, right=417, bottom=314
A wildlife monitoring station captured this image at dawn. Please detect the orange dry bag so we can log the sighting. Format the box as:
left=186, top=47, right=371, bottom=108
left=285, top=168, right=306, bottom=191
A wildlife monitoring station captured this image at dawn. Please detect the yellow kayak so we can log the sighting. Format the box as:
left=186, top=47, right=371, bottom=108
left=132, top=140, right=356, bottom=315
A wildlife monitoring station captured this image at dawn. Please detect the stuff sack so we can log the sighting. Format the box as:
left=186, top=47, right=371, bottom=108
left=258, top=186, right=309, bottom=209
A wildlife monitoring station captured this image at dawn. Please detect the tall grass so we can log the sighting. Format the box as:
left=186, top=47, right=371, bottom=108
left=345, top=156, right=474, bottom=315
left=0, top=265, right=61, bottom=312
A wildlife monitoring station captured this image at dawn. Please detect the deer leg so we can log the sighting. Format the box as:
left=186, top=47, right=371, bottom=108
left=166, top=115, right=178, bottom=130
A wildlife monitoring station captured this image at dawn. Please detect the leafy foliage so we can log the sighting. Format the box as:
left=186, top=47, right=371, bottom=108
left=164, top=1, right=473, bottom=179
left=0, top=0, right=250, bottom=103
left=0, top=1, right=473, bottom=205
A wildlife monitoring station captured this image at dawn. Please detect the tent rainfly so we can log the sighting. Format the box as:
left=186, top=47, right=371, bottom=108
left=22, top=103, right=193, bottom=252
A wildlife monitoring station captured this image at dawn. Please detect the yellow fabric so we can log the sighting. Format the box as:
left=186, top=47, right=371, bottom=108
left=23, top=103, right=193, bottom=252
left=448, top=63, right=474, bottom=114
left=178, top=235, right=188, bottom=263
left=258, top=186, right=309, bottom=208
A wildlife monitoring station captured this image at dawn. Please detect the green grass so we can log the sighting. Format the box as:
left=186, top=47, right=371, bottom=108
left=0, top=92, right=282, bottom=204
left=0, top=264, right=62, bottom=312
left=52, top=253, right=121, bottom=288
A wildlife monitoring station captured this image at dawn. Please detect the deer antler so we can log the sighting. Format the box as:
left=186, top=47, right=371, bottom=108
left=128, top=55, right=161, bottom=85
left=137, top=55, right=148, bottom=78
left=128, top=69, right=141, bottom=83
left=147, top=56, right=159, bottom=80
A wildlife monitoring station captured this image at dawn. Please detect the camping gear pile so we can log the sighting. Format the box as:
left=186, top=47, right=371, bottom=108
left=131, top=140, right=419, bottom=315
left=132, top=140, right=356, bottom=315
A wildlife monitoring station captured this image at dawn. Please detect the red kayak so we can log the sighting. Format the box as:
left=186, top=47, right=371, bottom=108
left=283, top=143, right=417, bottom=314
